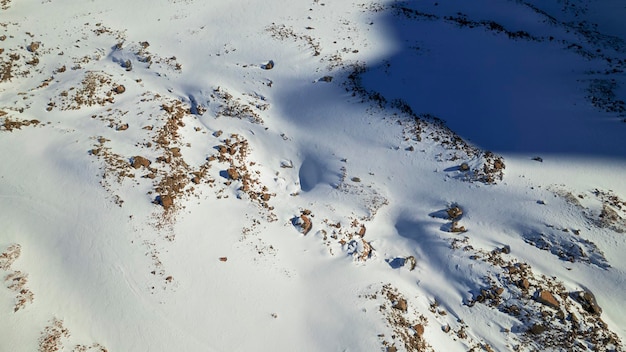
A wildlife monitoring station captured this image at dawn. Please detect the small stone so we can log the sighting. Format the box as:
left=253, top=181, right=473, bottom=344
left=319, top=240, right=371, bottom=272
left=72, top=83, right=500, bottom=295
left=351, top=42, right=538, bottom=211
left=501, top=245, right=511, bottom=254
left=450, top=221, right=466, bottom=233
left=495, top=287, right=504, bottom=296
left=320, top=75, right=333, bottom=82
left=28, top=42, right=39, bottom=52
left=113, top=85, right=126, bottom=94
left=460, top=162, right=470, bottom=171
left=219, top=257, right=228, bottom=262
left=263, top=60, right=274, bottom=70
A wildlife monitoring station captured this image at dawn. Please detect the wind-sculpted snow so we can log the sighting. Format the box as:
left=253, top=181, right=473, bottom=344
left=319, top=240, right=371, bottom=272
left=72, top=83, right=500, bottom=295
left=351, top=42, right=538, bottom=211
left=0, top=0, right=625, bottom=351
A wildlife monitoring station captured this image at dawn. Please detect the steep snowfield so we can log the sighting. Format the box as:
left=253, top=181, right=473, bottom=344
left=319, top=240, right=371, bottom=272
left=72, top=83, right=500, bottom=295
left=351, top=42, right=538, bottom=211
left=1, top=0, right=625, bottom=351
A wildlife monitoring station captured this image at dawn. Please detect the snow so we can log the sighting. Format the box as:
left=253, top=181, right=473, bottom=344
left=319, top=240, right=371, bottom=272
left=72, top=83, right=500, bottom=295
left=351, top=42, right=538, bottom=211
left=1, top=0, right=625, bottom=351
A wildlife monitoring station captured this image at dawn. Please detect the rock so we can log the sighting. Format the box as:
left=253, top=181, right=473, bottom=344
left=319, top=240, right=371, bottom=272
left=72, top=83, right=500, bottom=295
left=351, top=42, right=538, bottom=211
left=528, top=324, right=546, bottom=335
left=518, top=278, right=530, bottom=290
left=387, top=347, right=397, bottom=352
left=414, top=324, right=425, bottom=337
left=460, top=162, right=470, bottom=171
left=393, top=298, right=408, bottom=312
left=501, top=245, right=511, bottom=254
left=299, top=214, right=312, bottom=235
left=351, top=177, right=361, bottom=182
left=450, top=221, right=466, bottom=233
left=28, top=42, right=39, bottom=52
left=532, top=156, right=543, bottom=162
left=123, top=59, right=132, bottom=71
left=117, top=123, right=129, bottom=131
left=113, top=85, right=126, bottom=94
left=131, top=156, right=150, bottom=169
left=319, top=75, right=333, bottom=82
left=170, top=147, right=181, bottom=157
left=280, top=160, right=293, bottom=168
left=263, top=60, right=274, bottom=70
left=536, top=290, right=560, bottom=309
left=405, top=256, right=416, bottom=271
left=574, top=290, right=602, bottom=315
left=227, top=168, right=240, bottom=180
left=495, top=287, right=504, bottom=296
left=447, top=206, right=463, bottom=220
left=219, top=257, right=228, bottom=262
left=157, top=195, right=173, bottom=209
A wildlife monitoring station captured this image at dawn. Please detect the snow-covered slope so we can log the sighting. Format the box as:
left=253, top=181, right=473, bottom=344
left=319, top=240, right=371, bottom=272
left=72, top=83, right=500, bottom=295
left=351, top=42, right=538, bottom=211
left=1, top=0, right=625, bottom=351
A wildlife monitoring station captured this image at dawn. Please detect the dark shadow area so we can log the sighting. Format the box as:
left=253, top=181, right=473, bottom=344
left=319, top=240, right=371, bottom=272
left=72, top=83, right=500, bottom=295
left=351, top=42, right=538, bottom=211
left=386, top=257, right=406, bottom=269
left=354, top=2, right=626, bottom=158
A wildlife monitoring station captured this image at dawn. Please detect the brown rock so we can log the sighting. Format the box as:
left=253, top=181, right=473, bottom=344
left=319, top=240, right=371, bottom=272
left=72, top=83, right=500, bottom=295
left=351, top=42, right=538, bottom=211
left=414, top=324, right=425, bottom=337
left=131, top=156, right=150, bottom=169
left=450, top=221, right=466, bottom=233
left=393, top=298, right=408, bottom=312
left=536, top=290, right=560, bottom=309
left=170, top=147, right=181, bottom=157
left=460, top=162, right=470, bottom=171
left=518, top=278, right=530, bottom=290
left=300, top=214, right=312, bottom=235
left=447, top=206, right=463, bottom=220
left=113, top=85, right=126, bottom=94
left=28, top=42, right=39, bottom=52
left=227, top=168, right=240, bottom=180
left=219, top=257, right=228, bottom=262
left=158, top=195, right=173, bottom=209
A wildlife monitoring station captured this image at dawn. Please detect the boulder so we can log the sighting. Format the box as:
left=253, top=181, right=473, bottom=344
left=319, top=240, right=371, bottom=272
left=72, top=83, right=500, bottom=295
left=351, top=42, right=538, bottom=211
left=131, top=156, right=150, bottom=169
left=574, top=290, right=602, bottom=315
left=447, top=206, right=463, bottom=220
left=536, top=290, right=559, bottom=309
left=393, top=298, right=408, bottom=312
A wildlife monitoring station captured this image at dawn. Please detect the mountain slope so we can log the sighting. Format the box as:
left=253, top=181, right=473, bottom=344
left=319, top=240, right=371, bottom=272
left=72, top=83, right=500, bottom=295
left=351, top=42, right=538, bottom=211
left=1, top=0, right=625, bottom=351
